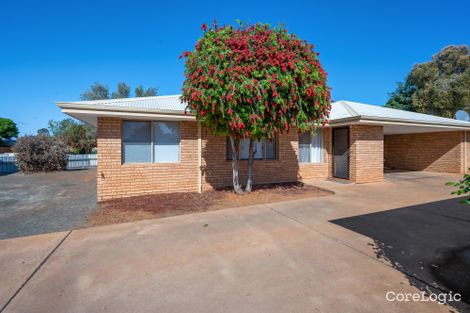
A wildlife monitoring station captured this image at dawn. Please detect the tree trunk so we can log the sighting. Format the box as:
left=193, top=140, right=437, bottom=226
left=230, top=137, right=243, bottom=194
left=245, top=139, right=255, bottom=192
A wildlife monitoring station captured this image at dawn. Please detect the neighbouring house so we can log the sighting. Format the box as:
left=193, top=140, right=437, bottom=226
left=57, top=96, right=470, bottom=201
left=0, top=138, right=16, bottom=153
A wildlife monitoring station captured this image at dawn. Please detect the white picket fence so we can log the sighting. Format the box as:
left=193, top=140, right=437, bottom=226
left=0, top=154, right=98, bottom=175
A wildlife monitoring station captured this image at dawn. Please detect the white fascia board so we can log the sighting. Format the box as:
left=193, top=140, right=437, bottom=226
left=60, top=108, right=196, bottom=123
left=57, top=102, right=192, bottom=116
left=359, top=117, right=470, bottom=130
left=329, top=116, right=470, bottom=130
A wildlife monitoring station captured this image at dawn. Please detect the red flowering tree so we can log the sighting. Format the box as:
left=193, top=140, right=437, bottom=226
left=181, top=22, right=331, bottom=193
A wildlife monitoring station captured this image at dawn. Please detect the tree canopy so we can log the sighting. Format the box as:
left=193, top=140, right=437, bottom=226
left=81, top=82, right=158, bottom=100
left=111, top=82, right=131, bottom=99
left=181, top=22, right=330, bottom=139
left=135, top=86, right=158, bottom=97
left=81, top=82, right=110, bottom=100
left=181, top=22, right=330, bottom=192
left=0, top=117, right=19, bottom=144
left=48, top=119, right=96, bottom=154
left=387, top=45, right=470, bottom=118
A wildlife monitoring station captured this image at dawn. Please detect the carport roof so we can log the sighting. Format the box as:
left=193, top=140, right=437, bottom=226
left=330, top=100, right=470, bottom=127
left=57, top=96, right=470, bottom=132
left=330, top=100, right=470, bottom=134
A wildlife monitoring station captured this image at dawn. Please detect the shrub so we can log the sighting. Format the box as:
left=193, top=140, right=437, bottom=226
left=446, top=172, right=470, bottom=204
left=14, top=135, right=69, bottom=173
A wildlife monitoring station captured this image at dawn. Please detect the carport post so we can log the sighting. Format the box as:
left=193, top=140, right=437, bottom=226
left=197, top=122, right=202, bottom=193
left=465, top=131, right=467, bottom=172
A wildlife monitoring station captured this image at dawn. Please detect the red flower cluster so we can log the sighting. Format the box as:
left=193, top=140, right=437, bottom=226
left=181, top=22, right=331, bottom=139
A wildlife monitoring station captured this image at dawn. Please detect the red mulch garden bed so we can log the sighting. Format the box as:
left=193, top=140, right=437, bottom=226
left=86, top=182, right=334, bottom=227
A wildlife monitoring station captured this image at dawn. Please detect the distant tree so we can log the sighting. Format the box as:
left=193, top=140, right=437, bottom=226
left=0, top=117, right=19, bottom=144
left=80, top=82, right=110, bottom=100
left=48, top=119, right=96, bottom=154
left=81, top=82, right=157, bottom=100
left=135, top=86, right=158, bottom=97
left=387, top=45, right=470, bottom=118
left=111, top=82, right=131, bottom=99
left=386, top=80, right=416, bottom=112
left=37, top=128, right=50, bottom=136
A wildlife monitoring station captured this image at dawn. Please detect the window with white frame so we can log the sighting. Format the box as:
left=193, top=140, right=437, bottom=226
left=298, top=129, right=324, bottom=163
left=227, top=138, right=277, bottom=160
left=122, top=121, right=180, bottom=163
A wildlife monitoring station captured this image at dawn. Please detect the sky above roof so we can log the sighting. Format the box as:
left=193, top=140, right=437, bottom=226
left=1, top=0, right=469, bottom=135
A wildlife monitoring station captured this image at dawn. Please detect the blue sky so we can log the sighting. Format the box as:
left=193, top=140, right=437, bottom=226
left=1, top=0, right=469, bottom=135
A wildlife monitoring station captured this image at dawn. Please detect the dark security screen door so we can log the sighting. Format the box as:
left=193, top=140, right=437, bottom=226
left=333, top=128, right=349, bottom=179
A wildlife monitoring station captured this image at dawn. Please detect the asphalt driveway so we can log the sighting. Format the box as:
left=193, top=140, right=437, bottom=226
left=0, top=171, right=469, bottom=312
left=0, top=169, right=97, bottom=239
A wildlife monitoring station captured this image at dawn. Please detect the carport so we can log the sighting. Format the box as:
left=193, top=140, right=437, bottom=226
left=329, top=101, right=470, bottom=183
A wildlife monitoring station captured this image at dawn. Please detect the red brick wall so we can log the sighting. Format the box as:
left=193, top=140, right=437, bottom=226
left=384, top=131, right=465, bottom=174
left=97, top=117, right=199, bottom=201
left=465, top=131, right=470, bottom=174
left=96, top=118, right=470, bottom=200
left=201, top=127, right=331, bottom=191
left=349, top=125, right=384, bottom=183
left=97, top=117, right=332, bottom=200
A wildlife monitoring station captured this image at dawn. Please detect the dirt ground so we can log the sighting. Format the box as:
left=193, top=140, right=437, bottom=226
left=0, top=168, right=334, bottom=238
left=87, top=182, right=334, bottom=227
left=0, top=169, right=97, bottom=239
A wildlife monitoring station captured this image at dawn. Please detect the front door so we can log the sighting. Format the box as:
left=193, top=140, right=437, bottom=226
left=333, top=127, right=349, bottom=179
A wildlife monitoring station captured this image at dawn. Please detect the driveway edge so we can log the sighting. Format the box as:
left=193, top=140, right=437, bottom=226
left=0, top=230, right=72, bottom=313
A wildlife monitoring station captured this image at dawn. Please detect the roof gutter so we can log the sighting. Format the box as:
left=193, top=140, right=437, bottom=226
left=56, top=102, right=194, bottom=117
left=329, top=115, right=470, bottom=130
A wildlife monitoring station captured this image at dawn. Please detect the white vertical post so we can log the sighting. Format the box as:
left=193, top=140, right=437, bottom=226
left=197, top=122, right=202, bottom=193
left=465, top=131, right=467, bottom=173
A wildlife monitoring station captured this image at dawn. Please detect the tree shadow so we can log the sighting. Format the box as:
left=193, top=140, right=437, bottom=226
left=330, top=197, right=470, bottom=311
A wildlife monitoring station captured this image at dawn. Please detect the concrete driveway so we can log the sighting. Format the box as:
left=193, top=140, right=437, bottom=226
left=0, top=171, right=469, bottom=313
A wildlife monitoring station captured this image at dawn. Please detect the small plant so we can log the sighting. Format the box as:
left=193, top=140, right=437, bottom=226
left=446, top=172, right=470, bottom=204
left=14, top=135, right=69, bottom=173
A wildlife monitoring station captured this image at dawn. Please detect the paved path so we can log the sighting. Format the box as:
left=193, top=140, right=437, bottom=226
left=0, top=169, right=96, bottom=239
left=0, top=171, right=469, bottom=313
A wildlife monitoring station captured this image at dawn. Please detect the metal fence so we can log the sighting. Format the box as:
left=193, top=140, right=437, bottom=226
left=0, top=154, right=18, bottom=175
left=67, top=154, right=98, bottom=169
left=0, top=154, right=98, bottom=175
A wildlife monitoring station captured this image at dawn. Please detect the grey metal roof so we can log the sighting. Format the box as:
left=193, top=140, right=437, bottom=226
left=57, top=96, right=470, bottom=129
left=57, top=95, right=186, bottom=113
left=330, top=100, right=470, bottom=127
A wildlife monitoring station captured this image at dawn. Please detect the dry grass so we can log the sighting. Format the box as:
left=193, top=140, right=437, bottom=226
left=86, top=182, right=334, bottom=227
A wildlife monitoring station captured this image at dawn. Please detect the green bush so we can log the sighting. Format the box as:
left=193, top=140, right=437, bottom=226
left=14, top=135, right=69, bottom=173
left=446, top=172, right=470, bottom=204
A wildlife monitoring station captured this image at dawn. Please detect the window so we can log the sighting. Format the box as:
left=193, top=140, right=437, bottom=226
left=122, top=121, right=180, bottom=163
left=154, top=122, right=180, bottom=162
left=298, top=129, right=324, bottom=163
left=227, top=138, right=276, bottom=160
left=123, top=121, right=152, bottom=163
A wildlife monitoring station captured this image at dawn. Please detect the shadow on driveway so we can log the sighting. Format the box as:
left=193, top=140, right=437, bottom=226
left=330, top=197, right=470, bottom=309
left=0, top=169, right=97, bottom=240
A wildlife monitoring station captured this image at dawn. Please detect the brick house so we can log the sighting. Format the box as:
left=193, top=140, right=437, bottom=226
left=57, top=96, right=470, bottom=201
